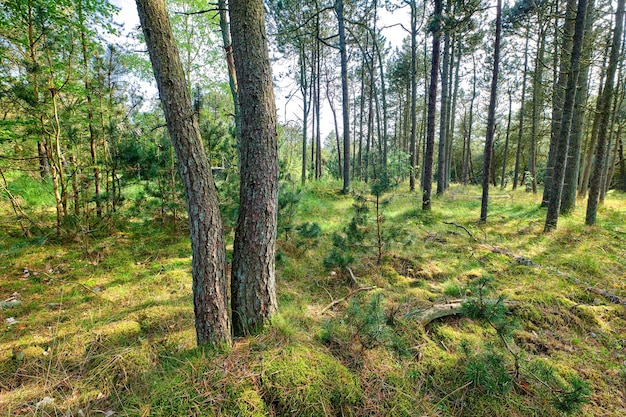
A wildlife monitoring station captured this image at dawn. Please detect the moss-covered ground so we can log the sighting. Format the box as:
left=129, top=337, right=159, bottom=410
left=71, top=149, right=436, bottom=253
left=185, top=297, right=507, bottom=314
left=1, top=176, right=624, bottom=416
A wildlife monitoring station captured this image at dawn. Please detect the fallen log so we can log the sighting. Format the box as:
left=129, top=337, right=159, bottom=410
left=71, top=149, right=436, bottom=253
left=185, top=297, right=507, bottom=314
left=406, top=299, right=519, bottom=326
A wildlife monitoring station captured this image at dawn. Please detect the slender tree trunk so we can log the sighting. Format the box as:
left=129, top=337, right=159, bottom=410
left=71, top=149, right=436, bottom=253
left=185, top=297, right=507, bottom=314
left=300, top=47, right=309, bottom=185
left=79, top=2, right=101, bottom=218
left=136, top=0, right=230, bottom=346
left=447, top=38, right=461, bottom=188
left=513, top=27, right=530, bottom=190
left=218, top=0, right=241, bottom=142
left=230, top=0, right=279, bottom=335
left=480, top=0, right=502, bottom=223
left=587, top=0, right=625, bottom=224
left=545, top=0, right=589, bottom=231
left=561, top=0, right=595, bottom=212
left=409, top=0, right=418, bottom=191
left=543, top=0, right=578, bottom=206
left=501, top=90, right=513, bottom=188
left=337, top=0, right=351, bottom=192
left=423, top=0, right=442, bottom=210
left=529, top=21, right=547, bottom=195
left=437, top=20, right=450, bottom=195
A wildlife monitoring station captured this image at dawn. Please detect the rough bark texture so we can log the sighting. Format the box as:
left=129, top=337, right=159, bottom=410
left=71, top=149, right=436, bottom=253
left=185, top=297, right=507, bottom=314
left=561, top=0, right=595, bottom=213
left=135, top=0, right=230, bottom=346
left=543, top=0, right=577, bottom=206
left=545, top=0, right=589, bottom=231
left=230, top=0, right=279, bottom=336
left=586, top=0, right=625, bottom=225
left=422, top=0, right=442, bottom=210
left=479, top=0, right=502, bottom=223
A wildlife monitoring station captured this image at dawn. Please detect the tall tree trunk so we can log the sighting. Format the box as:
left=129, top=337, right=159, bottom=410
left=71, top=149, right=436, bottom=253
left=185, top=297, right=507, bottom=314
left=501, top=89, right=513, bottom=188
left=446, top=37, right=461, bottom=188
left=135, top=0, right=230, bottom=346
left=587, top=0, right=625, bottom=224
left=300, top=47, right=309, bottom=185
left=409, top=0, right=418, bottom=191
left=579, top=49, right=608, bottom=197
left=336, top=0, right=351, bottom=193
left=462, top=56, right=477, bottom=186
left=543, top=0, right=578, bottom=207
left=479, top=0, right=502, bottom=223
left=513, top=27, right=530, bottom=190
left=422, top=0, right=442, bottom=210
left=437, top=17, right=450, bottom=195
left=78, top=2, right=101, bottom=218
left=561, top=0, right=595, bottom=212
left=545, top=0, right=589, bottom=232
left=529, top=20, right=547, bottom=195
left=230, top=0, right=279, bottom=335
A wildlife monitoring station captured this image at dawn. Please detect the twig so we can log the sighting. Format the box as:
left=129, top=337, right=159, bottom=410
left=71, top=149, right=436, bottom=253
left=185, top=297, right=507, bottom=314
left=320, top=286, right=377, bottom=314
left=345, top=266, right=359, bottom=286
left=443, top=221, right=478, bottom=242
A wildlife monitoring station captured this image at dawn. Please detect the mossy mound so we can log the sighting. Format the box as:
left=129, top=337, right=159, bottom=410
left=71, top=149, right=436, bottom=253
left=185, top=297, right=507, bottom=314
left=261, top=344, right=362, bottom=416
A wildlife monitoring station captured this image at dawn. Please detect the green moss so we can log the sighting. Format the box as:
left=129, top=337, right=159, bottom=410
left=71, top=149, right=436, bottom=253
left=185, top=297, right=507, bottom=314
left=262, top=345, right=362, bottom=416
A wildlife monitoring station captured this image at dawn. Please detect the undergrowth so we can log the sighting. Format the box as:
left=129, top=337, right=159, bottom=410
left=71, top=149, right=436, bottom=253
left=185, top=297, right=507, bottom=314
left=1, top=176, right=625, bottom=416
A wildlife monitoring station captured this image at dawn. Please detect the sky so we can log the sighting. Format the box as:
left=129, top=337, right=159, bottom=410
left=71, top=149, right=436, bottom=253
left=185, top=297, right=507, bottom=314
left=108, top=0, right=410, bottom=140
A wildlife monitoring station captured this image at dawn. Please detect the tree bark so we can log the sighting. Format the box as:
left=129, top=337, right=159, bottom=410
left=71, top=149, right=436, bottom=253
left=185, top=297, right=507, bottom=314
left=587, top=0, right=625, bottom=225
left=479, top=0, right=502, bottom=223
left=230, top=0, right=279, bottom=335
left=135, top=0, right=230, bottom=346
left=545, top=0, right=589, bottom=231
left=423, top=0, right=442, bottom=210
left=543, top=0, right=578, bottom=206
left=336, top=0, right=351, bottom=193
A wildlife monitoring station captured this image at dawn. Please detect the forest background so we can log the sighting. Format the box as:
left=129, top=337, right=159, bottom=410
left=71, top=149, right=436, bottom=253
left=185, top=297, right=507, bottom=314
left=0, top=0, right=625, bottom=415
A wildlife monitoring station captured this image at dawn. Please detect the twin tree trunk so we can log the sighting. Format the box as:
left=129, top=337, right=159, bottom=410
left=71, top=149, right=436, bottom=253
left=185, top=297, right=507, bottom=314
left=230, top=0, right=279, bottom=336
left=136, top=0, right=230, bottom=345
left=137, top=0, right=278, bottom=343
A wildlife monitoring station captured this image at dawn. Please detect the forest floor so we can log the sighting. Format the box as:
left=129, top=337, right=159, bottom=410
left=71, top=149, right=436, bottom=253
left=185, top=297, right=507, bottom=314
left=1, top=177, right=625, bottom=416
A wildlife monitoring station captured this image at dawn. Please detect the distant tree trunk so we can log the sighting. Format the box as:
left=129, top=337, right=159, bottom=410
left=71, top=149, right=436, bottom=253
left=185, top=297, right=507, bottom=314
left=462, top=56, right=477, bottom=186
left=479, top=0, right=502, bottom=223
left=579, top=50, right=607, bottom=197
left=437, top=19, right=450, bottom=196
left=447, top=38, right=461, bottom=188
left=587, top=0, right=625, bottom=225
left=513, top=27, right=530, bottom=191
left=230, top=0, right=279, bottom=335
left=300, top=47, right=309, bottom=185
left=326, top=75, right=342, bottom=179
left=423, top=0, right=442, bottom=210
left=501, top=89, right=513, bottom=188
left=78, top=2, right=101, bottom=218
left=409, top=0, right=418, bottom=191
left=136, top=0, right=230, bottom=346
left=529, top=20, right=547, bottom=195
left=336, top=0, right=351, bottom=192
left=543, top=0, right=577, bottom=207
left=218, top=0, right=241, bottom=141
left=545, top=0, right=589, bottom=232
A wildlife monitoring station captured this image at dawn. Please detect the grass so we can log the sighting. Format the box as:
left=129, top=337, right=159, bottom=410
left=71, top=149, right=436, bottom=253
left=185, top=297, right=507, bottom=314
left=1, top=175, right=625, bottom=416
